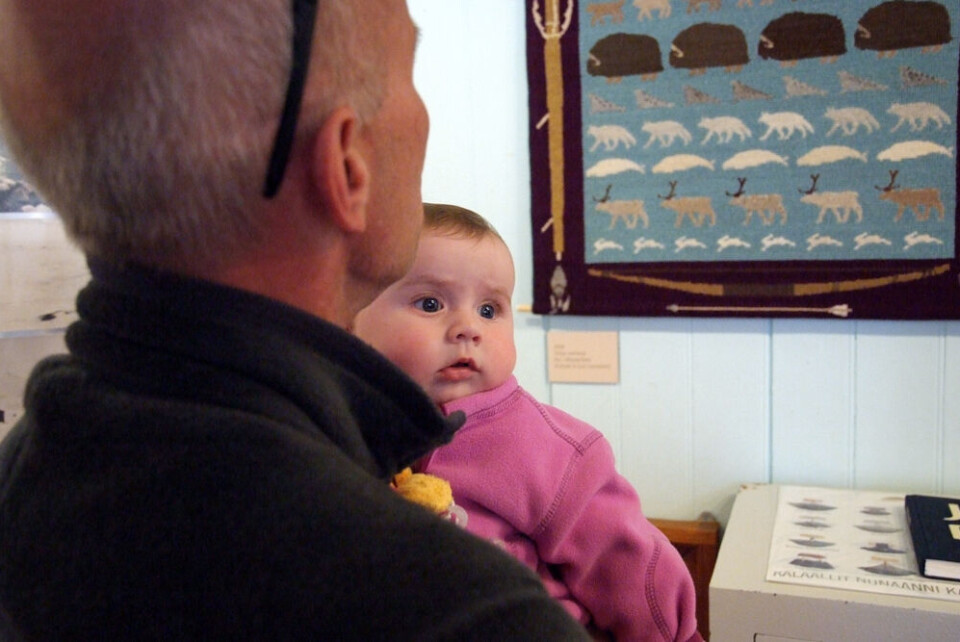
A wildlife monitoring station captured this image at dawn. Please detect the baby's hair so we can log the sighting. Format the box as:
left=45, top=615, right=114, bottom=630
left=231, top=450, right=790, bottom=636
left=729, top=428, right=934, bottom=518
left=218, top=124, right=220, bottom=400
left=423, top=203, right=504, bottom=243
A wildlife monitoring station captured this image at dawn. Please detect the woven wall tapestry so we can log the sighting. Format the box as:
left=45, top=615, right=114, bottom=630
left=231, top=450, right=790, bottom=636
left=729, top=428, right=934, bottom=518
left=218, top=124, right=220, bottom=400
left=526, top=0, right=960, bottom=318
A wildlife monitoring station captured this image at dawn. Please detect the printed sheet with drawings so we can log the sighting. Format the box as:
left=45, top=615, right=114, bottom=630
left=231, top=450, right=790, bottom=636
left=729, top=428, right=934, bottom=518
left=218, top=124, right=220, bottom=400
left=767, top=485, right=960, bottom=603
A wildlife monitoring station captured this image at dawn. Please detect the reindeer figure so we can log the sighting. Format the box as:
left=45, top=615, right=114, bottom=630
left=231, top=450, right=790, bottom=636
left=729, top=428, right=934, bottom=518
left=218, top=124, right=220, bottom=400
left=658, top=181, right=716, bottom=227
left=798, top=173, right=820, bottom=196
left=725, top=177, right=747, bottom=198
left=658, top=181, right=678, bottom=201
left=726, top=177, right=786, bottom=225
left=593, top=184, right=649, bottom=229
left=875, top=170, right=944, bottom=222
left=798, top=174, right=862, bottom=224
left=594, top=184, right=613, bottom=203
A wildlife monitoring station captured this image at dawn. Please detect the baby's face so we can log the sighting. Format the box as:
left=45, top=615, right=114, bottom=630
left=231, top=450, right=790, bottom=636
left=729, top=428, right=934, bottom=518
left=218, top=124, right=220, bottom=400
left=354, top=230, right=516, bottom=406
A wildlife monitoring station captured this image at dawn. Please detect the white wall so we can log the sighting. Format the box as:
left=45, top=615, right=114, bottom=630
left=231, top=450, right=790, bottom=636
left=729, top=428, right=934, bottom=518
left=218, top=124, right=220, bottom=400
left=409, top=1, right=960, bottom=525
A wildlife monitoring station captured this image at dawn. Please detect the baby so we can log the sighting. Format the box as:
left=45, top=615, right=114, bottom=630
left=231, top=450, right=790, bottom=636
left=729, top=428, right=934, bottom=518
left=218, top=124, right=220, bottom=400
left=353, top=203, right=701, bottom=642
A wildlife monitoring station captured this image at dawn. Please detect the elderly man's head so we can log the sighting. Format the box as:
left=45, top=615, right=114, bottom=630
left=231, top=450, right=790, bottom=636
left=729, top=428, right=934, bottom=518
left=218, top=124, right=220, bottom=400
left=0, top=0, right=426, bottom=289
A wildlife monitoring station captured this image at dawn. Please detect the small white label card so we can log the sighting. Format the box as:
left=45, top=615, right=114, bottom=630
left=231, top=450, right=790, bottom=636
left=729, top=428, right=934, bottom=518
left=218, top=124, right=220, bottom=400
left=547, top=330, right=619, bottom=384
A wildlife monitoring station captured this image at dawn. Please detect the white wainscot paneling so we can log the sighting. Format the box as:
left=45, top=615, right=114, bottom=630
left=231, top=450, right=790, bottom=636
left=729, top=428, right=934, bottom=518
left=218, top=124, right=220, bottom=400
left=770, top=319, right=855, bottom=489
left=688, top=319, right=771, bottom=524
left=618, top=318, right=696, bottom=520
left=944, top=329, right=960, bottom=495
left=854, top=322, right=946, bottom=494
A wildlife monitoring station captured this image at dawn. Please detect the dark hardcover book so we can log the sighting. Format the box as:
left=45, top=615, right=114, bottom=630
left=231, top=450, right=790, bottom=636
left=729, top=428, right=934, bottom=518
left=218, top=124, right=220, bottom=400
left=904, top=494, right=960, bottom=582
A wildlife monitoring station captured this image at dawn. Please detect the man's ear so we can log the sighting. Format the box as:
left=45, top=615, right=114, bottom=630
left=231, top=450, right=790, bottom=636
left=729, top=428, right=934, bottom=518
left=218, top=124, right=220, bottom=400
left=311, top=106, right=370, bottom=233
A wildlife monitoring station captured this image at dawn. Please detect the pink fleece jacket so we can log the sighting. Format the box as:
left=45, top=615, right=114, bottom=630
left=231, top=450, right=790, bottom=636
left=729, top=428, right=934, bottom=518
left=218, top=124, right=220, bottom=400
left=422, top=376, right=701, bottom=642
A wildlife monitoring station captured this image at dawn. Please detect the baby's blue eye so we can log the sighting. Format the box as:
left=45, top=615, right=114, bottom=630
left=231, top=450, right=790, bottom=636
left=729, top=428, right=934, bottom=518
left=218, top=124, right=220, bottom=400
left=416, top=297, right=442, bottom=313
left=479, top=303, right=496, bottom=319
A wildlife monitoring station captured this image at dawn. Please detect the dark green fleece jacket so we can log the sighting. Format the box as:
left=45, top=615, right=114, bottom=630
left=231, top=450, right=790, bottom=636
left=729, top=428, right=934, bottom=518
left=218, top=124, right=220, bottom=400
left=0, top=262, right=587, bottom=641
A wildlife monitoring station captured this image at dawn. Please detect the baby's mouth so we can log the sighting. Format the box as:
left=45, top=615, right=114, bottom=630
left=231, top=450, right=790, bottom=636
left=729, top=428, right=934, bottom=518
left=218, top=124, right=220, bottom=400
left=450, top=358, right=476, bottom=371
left=440, top=358, right=477, bottom=380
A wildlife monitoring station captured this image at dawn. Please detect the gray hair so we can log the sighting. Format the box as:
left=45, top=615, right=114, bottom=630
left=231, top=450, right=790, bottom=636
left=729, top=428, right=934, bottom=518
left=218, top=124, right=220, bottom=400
left=0, top=0, right=385, bottom=268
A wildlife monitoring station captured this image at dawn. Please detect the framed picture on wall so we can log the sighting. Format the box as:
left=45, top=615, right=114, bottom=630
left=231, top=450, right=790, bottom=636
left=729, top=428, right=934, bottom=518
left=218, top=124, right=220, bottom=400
left=1, top=135, right=86, bottom=334
left=0, top=137, right=48, bottom=216
left=526, top=0, right=960, bottom=319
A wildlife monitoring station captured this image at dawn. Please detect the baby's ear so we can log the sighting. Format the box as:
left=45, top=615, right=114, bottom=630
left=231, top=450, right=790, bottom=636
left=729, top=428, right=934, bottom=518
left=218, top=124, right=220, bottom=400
left=310, top=106, right=370, bottom=233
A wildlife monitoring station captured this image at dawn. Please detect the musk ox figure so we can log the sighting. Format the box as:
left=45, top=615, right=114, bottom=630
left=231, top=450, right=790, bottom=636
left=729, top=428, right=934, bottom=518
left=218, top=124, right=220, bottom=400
left=855, top=1, right=951, bottom=54
left=669, top=23, right=749, bottom=74
left=587, top=33, right=663, bottom=81
left=758, top=12, right=846, bottom=63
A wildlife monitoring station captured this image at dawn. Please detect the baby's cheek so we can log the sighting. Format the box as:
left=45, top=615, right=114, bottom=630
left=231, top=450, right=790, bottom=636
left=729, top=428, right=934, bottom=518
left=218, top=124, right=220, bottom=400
left=391, top=346, right=436, bottom=388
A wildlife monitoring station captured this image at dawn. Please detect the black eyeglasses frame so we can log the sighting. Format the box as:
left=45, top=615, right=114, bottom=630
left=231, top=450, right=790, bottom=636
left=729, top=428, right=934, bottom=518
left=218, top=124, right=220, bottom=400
left=262, top=0, right=319, bottom=198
